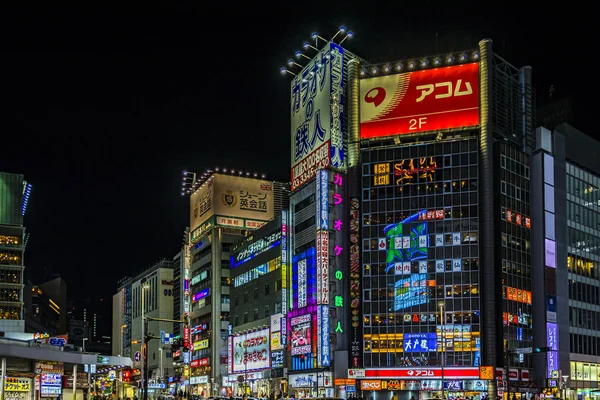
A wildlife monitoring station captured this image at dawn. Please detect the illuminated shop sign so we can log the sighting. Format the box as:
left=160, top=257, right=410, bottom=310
left=290, top=314, right=312, bottom=356
left=504, top=286, right=532, bottom=304
left=395, top=157, right=438, bottom=184
left=190, top=358, right=209, bottom=368
left=281, top=210, right=288, bottom=347
left=227, top=336, right=233, bottom=374
left=418, top=209, right=445, bottom=221
left=192, top=288, right=209, bottom=302
left=385, top=212, right=428, bottom=272
left=191, top=324, right=208, bottom=334
left=40, top=374, right=62, bottom=396
left=403, top=333, right=437, bottom=352
left=503, top=208, right=531, bottom=229
left=547, top=322, right=558, bottom=378
left=292, top=248, right=316, bottom=309
left=232, top=328, right=270, bottom=372
left=349, top=196, right=362, bottom=367
left=193, top=339, right=209, bottom=350
left=271, top=350, right=284, bottom=368
left=373, top=163, right=390, bottom=186
left=233, top=230, right=282, bottom=266
left=360, top=63, right=480, bottom=139
left=290, top=42, right=344, bottom=191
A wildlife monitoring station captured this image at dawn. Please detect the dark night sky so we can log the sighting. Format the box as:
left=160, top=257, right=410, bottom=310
left=0, top=3, right=593, bottom=301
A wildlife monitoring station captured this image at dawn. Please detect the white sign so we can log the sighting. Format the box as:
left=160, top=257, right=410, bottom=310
left=298, top=258, right=308, bottom=308
left=317, top=231, right=329, bottom=305
left=348, top=369, right=366, bottom=378
left=270, top=313, right=283, bottom=333
left=231, top=328, right=270, bottom=372
left=290, top=43, right=345, bottom=190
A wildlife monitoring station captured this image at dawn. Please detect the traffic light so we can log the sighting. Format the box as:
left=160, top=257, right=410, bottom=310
left=535, top=346, right=551, bottom=352
left=171, top=338, right=181, bottom=353
left=182, top=313, right=189, bottom=326
left=122, top=369, right=132, bottom=382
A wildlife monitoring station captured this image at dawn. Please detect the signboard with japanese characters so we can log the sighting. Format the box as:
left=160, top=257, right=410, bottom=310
left=190, top=174, right=274, bottom=240
left=403, top=332, right=437, bottom=352
left=290, top=42, right=345, bottom=191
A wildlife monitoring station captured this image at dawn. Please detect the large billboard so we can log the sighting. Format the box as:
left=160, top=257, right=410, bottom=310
left=190, top=174, right=275, bottom=241
left=231, top=328, right=270, bottom=372
left=360, top=63, right=479, bottom=139
left=290, top=42, right=344, bottom=191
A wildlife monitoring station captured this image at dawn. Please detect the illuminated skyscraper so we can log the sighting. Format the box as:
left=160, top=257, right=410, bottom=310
left=0, top=172, right=31, bottom=333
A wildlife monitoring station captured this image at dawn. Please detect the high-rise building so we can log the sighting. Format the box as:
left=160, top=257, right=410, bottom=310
left=531, top=123, right=600, bottom=399
left=354, top=39, right=535, bottom=400
left=183, top=171, right=289, bottom=397
left=0, top=172, right=31, bottom=333
left=113, top=259, right=175, bottom=389
left=283, top=37, right=538, bottom=399
left=228, top=214, right=289, bottom=396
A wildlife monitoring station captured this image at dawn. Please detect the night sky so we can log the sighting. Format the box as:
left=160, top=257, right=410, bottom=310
left=1, top=4, right=593, bottom=302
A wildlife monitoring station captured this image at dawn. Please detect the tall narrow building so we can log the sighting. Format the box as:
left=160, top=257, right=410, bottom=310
left=184, top=170, right=289, bottom=396
left=0, top=172, right=31, bottom=333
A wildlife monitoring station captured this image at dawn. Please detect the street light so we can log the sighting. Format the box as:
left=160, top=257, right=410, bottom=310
left=141, top=283, right=150, bottom=400
left=439, top=302, right=446, bottom=400
left=159, top=347, right=164, bottom=381
left=82, top=338, right=88, bottom=352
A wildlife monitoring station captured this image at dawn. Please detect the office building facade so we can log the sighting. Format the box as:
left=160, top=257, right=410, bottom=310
left=185, top=171, right=289, bottom=396
left=0, top=172, right=31, bottom=333
left=531, top=124, right=600, bottom=400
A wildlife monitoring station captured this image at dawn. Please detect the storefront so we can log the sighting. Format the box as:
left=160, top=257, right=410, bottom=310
left=334, top=378, right=356, bottom=399
left=228, top=371, right=272, bottom=397
left=287, top=372, right=333, bottom=398
left=567, top=361, right=600, bottom=400
left=4, top=377, right=33, bottom=400
left=360, top=379, right=489, bottom=400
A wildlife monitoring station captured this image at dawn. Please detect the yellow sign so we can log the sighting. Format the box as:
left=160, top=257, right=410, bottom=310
left=4, top=378, right=31, bottom=392
left=271, top=332, right=281, bottom=350
left=193, top=339, right=209, bottom=350
left=373, top=163, right=391, bottom=186
left=479, top=366, right=494, bottom=380
left=190, top=174, right=274, bottom=235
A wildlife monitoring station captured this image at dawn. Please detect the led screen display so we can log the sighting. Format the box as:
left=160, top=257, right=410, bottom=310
left=290, top=314, right=312, bottom=356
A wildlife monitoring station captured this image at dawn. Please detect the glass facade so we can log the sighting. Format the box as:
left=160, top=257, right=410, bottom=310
left=566, top=162, right=600, bottom=357
left=360, top=138, right=481, bottom=368
left=498, top=143, right=533, bottom=369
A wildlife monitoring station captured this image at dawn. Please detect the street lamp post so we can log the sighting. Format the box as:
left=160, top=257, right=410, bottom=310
left=439, top=302, right=445, bottom=400
left=82, top=338, right=88, bottom=352
left=159, top=347, right=164, bottom=381
left=141, top=283, right=150, bottom=400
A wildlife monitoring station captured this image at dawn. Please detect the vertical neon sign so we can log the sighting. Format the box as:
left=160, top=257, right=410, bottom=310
left=349, top=195, right=361, bottom=367
left=547, top=322, right=559, bottom=378
left=281, top=210, right=288, bottom=347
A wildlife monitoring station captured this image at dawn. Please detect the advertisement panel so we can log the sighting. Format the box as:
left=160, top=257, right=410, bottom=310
left=290, top=43, right=345, bottom=191
left=232, top=328, right=270, bottom=372
left=292, top=248, right=316, bottom=309
left=546, top=322, right=558, bottom=378
left=290, top=314, right=312, bottom=356
left=320, top=304, right=331, bottom=367
left=316, top=230, right=329, bottom=305
left=190, top=178, right=215, bottom=234
left=191, top=175, right=275, bottom=238
left=360, top=63, right=479, bottom=139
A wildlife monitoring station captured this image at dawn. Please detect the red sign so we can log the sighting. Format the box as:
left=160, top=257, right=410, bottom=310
left=190, top=358, right=209, bottom=368
left=365, top=367, right=480, bottom=379
left=360, top=63, right=479, bottom=139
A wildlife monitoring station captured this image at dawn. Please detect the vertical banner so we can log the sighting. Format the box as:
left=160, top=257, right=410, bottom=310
left=349, top=197, right=362, bottom=367
left=281, top=210, right=288, bottom=346
left=316, top=231, right=330, bottom=305
left=546, top=322, right=558, bottom=378
left=321, top=304, right=331, bottom=367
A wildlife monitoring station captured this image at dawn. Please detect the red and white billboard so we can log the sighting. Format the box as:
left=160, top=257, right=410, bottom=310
left=365, top=367, right=481, bottom=379
left=360, top=63, right=479, bottom=139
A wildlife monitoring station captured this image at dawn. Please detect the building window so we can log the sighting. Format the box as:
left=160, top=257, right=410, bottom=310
left=264, top=284, right=270, bottom=295
left=234, top=296, right=239, bottom=306
left=264, top=305, right=270, bottom=318
left=253, top=288, right=259, bottom=299
left=234, top=315, right=239, bottom=326
left=275, top=279, right=282, bottom=291
left=253, top=309, right=259, bottom=321
left=243, top=313, right=248, bottom=324
left=244, top=292, right=248, bottom=302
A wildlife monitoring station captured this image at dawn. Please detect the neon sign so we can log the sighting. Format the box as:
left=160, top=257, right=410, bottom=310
left=233, top=230, right=282, bottom=266
left=394, top=157, right=438, bottom=185
left=193, top=288, right=209, bottom=302
left=385, top=212, right=428, bottom=272
left=349, top=196, right=361, bottom=367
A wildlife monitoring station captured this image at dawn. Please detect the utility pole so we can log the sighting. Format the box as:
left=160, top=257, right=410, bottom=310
left=143, top=315, right=189, bottom=400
